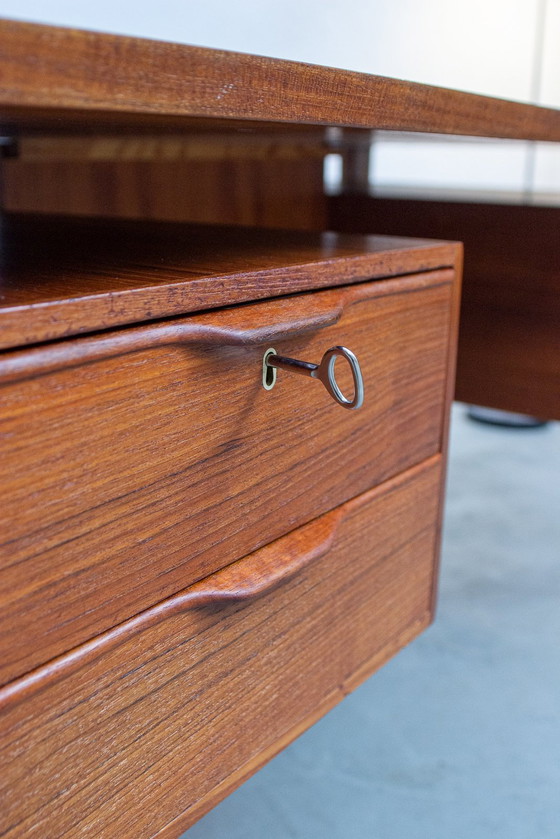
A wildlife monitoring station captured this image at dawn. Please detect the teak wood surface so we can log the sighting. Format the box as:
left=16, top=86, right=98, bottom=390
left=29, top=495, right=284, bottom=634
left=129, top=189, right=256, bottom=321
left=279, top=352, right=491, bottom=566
left=2, top=153, right=329, bottom=232
left=1, top=19, right=560, bottom=140
left=0, top=270, right=455, bottom=684
left=0, top=213, right=458, bottom=350
left=0, top=458, right=441, bottom=839
left=0, top=17, right=469, bottom=837
left=1, top=133, right=335, bottom=232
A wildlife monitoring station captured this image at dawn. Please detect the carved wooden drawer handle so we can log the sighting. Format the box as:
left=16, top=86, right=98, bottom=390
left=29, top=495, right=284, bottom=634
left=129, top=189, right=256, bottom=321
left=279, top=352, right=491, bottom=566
left=263, top=345, right=364, bottom=410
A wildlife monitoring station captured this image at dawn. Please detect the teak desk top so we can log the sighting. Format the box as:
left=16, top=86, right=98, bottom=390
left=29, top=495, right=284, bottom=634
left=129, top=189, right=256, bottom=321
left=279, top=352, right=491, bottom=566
left=1, top=17, right=560, bottom=140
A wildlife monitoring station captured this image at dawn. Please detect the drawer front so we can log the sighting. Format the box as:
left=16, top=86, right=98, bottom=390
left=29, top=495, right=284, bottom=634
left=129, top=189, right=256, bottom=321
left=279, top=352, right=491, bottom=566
left=0, top=457, right=441, bottom=839
left=0, top=270, right=454, bottom=683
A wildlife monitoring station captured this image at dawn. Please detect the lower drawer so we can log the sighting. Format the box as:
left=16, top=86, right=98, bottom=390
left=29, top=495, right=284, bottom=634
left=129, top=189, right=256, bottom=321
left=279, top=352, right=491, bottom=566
left=0, top=456, right=442, bottom=839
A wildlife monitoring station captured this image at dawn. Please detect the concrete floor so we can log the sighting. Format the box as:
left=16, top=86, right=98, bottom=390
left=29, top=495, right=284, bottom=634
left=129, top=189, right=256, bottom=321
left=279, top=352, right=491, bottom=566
left=184, top=405, right=560, bottom=838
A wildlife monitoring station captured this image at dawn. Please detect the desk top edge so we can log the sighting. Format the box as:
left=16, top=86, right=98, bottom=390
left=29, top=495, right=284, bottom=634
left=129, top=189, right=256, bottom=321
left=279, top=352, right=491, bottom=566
left=1, top=18, right=560, bottom=142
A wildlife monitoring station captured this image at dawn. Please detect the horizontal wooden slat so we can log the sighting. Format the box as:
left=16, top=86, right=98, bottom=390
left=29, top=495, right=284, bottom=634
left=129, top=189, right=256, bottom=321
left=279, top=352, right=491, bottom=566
left=1, top=142, right=330, bottom=234
left=0, top=457, right=441, bottom=839
left=9, top=135, right=331, bottom=162
left=1, top=19, right=560, bottom=140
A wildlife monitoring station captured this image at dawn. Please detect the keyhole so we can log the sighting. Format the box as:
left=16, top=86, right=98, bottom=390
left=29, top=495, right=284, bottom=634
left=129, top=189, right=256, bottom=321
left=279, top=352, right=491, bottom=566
left=262, top=348, right=277, bottom=390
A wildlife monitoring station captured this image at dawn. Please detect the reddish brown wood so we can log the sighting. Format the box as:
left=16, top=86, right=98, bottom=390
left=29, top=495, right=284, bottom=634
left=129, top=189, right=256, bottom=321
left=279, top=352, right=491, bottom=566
left=330, top=194, right=560, bottom=419
left=1, top=20, right=560, bottom=139
left=0, top=213, right=458, bottom=350
left=430, top=244, right=463, bottom=615
left=3, top=155, right=328, bottom=231
left=0, top=473, right=355, bottom=708
left=0, top=18, right=472, bottom=837
left=0, top=270, right=455, bottom=684
left=0, top=457, right=441, bottom=839
left=457, top=302, right=560, bottom=419
left=154, top=611, right=428, bottom=839
left=5, top=134, right=331, bottom=161
left=0, top=268, right=453, bottom=381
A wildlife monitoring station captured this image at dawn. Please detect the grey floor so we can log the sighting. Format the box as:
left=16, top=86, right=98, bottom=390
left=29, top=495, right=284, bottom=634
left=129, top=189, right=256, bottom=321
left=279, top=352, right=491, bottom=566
left=184, top=405, right=560, bottom=838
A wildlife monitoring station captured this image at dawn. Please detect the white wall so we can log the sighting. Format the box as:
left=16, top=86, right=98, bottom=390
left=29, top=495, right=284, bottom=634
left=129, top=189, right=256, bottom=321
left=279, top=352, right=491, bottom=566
left=1, top=0, right=559, bottom=201
left=533, top=0, right=560, bottom=201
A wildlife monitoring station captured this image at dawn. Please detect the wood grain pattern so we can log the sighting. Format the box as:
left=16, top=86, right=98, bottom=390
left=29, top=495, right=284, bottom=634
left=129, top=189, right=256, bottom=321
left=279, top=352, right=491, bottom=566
left=0, top=269, right=454, bottom=382
left=0, top=213, right=458, bottom=350
left=7, top=134, right=332, bottom=161
left=0, top=19, right=466, bottom=837
left=1, top=20, right=560, bottom=140
left=0, top=133, right=328, bottom=232
left=0, top=272, right=454, bottom=684
left=155, top=613, right=429, bottom=839
left=2, top=156, right=328, bottom=231
left=0, top=457, right=441, bottom=839
left=330, top=195, right=560, bottom=418
left=457, top=302, right=560, bottom=419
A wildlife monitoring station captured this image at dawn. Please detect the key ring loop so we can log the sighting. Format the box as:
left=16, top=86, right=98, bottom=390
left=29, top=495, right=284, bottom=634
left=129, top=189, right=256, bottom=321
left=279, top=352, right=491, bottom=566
left=316, top=346, right=364, bottom=410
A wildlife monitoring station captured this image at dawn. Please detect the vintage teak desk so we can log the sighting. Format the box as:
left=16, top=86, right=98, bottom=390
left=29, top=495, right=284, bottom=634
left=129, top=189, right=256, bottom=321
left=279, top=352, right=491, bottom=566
left=0, top=19, right=559, bottom=838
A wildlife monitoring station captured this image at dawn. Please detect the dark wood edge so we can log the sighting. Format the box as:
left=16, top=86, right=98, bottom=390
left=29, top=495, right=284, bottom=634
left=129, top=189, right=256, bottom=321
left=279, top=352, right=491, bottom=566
left=2, top=19, right=560, bottom=140
left=0, top=268, right=455, bottom=383
left=430, top=248, right=463, bottom=616
left=0, top=455, right=441, bottom=712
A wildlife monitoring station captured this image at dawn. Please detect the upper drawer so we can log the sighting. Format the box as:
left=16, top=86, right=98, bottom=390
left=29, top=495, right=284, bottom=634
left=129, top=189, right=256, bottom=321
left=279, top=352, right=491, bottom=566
left=0, top=269, right=455, bottom=683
